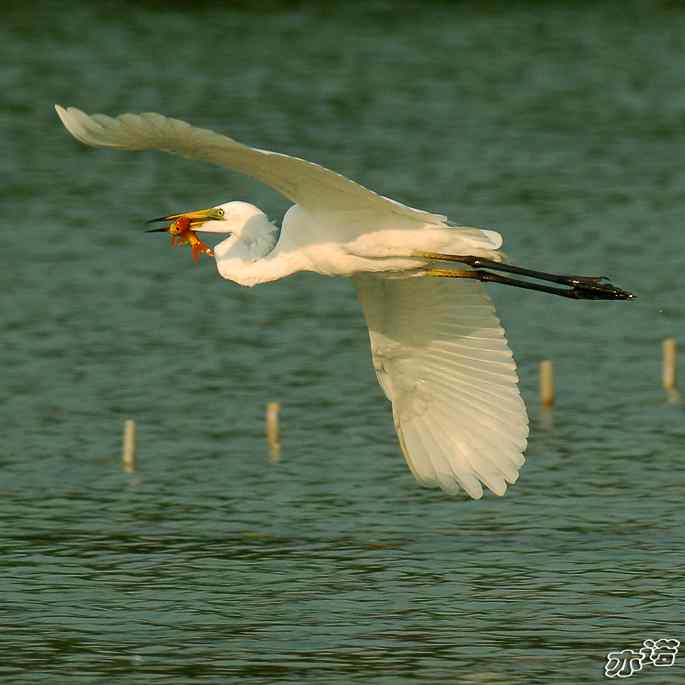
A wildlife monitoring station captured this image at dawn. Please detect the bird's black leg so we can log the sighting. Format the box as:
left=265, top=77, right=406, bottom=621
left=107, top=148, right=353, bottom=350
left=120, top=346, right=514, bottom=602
left=424, top=267, right=635, bottom=300
left=420, top=254, right=635, bottom=300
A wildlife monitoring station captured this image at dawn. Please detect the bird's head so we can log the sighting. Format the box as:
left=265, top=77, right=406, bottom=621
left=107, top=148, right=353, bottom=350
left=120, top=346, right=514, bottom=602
left=147, top=201, right=273, bottom=262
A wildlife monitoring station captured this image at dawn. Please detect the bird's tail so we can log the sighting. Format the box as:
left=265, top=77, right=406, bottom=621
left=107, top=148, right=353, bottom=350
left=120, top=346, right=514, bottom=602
left=444, top=226, right=505, bottom=262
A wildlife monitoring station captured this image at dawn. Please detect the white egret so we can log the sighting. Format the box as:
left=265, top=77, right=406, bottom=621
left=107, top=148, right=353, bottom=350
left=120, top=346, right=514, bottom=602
left=56, top=105, right=633, bottom=499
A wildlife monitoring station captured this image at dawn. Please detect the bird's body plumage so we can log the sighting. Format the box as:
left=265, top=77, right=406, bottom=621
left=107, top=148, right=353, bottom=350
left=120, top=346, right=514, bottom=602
left=57, top=105, right=529, bottom=498
left=212, top=202, right=504, bottom=287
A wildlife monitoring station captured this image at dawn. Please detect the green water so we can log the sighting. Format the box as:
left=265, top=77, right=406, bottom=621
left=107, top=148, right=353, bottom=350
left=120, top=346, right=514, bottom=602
left=3, top=2, right=684, bottom=682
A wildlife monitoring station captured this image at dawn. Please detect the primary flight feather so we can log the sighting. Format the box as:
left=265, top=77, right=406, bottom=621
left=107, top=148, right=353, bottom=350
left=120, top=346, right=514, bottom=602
left=56, top=105, right=633, bottom=498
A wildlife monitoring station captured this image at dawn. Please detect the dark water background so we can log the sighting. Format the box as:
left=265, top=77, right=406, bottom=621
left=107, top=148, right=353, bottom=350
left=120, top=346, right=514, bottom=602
left=2, top=2, right=684, bottom=682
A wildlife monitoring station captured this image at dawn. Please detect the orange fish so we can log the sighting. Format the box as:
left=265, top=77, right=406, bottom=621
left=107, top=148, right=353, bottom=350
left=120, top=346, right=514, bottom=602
left=168, top=216, right=214, bottom=262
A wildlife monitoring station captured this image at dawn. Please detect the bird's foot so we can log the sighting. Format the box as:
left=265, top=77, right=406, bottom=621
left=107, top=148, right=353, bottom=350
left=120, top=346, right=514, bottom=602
left=566, top=276, right=636, bottom=300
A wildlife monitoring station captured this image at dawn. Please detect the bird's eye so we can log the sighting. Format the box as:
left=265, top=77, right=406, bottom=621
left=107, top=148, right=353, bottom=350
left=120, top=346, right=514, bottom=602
left=216, top=208, right=224, bottom=217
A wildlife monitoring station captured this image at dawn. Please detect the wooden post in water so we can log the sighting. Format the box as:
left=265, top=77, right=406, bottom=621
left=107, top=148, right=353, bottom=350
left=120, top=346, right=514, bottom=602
left=266, top=402, right=281, bottom=462
left=662, top=337, right=678, bottom=391
left=662, top=337, right=680, bottom=401
left=122, top=419, right=137, bottom=472
left=539, top=360, right=555, bottom=409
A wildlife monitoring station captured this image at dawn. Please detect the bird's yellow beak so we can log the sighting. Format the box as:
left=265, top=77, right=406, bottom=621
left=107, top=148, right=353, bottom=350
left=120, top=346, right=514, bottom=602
left=146, top=206, right=223, bottom=229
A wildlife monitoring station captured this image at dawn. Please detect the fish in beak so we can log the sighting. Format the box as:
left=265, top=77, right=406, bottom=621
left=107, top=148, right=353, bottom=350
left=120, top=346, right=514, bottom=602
left=146, top=207, right=221, bottom=262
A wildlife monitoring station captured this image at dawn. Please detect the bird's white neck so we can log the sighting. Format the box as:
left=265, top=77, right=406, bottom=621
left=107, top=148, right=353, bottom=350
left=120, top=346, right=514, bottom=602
left=212, top=213, right=300, bottom=287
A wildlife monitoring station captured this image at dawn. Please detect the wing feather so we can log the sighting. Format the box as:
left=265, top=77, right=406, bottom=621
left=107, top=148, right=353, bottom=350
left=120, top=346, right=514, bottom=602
left=55, top=105, right=446, bottom=224
left=355, top=275, right=529, bottom=498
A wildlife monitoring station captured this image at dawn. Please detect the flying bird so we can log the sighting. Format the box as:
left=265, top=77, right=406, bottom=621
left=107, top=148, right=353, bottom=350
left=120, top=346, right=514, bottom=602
left=56, top=105, right=633, bottom=499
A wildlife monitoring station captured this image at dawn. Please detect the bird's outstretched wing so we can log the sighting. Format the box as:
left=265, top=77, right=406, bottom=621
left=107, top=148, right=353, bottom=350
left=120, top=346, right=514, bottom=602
left=355, top=275, right=529, bottom=498
left=55, top=105, right=446, bottom=224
